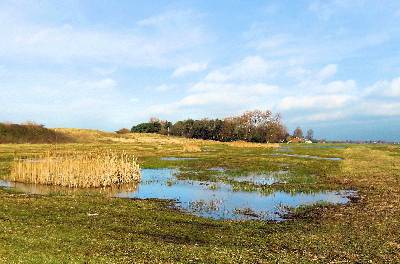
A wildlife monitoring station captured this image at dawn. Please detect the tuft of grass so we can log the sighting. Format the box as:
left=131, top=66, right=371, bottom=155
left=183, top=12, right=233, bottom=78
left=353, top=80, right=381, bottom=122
left=8, top=150, right=140, bottom=188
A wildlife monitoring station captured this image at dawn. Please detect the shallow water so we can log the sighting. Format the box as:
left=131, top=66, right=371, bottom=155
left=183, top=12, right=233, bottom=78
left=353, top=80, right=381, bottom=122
left=1, top=168, right=354, bottom=221
left=232, top=171, right=288, bottom=185
left=0, top=179, right=12, bottom=188
left=271, top=153, right=343, bottom=161
left=0, top=179, right=137, bottom=196
left=115, top=169, right=353, bottom=221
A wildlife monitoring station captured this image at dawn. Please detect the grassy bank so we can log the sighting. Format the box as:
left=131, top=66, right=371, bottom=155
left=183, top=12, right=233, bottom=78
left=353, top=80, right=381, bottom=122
left=0, top=123, right=74, bottom=144
left=0, top=131, right=399, bottom=263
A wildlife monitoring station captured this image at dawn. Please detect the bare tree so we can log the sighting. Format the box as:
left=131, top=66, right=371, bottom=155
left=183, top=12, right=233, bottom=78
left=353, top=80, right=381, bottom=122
left=293, top=127, right=303, bottom=138
left=306, top=129, right=314, bottom=140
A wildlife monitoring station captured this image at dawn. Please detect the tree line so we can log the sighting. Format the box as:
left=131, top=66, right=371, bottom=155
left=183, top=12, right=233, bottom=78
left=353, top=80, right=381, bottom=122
left=126, top=110, right=315, bottom=143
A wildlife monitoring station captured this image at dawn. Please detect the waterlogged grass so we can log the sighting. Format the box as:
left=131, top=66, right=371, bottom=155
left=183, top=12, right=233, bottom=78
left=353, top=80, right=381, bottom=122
left=0, top=132, right=399, bottom=262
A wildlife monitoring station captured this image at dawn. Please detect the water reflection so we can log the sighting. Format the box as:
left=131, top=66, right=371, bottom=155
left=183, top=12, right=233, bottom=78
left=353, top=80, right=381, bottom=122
left=0, top=179, right=137, bottom=196
left=1, top=168, right=354, bottom=221
left=232, top=171, right=288, bottom=185
left=115, top=169, right=353, bottom=221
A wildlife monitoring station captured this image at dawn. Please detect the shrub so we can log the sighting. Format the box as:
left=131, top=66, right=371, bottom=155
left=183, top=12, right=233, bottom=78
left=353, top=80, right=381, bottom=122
left=116, top=128, right=130, bottom=134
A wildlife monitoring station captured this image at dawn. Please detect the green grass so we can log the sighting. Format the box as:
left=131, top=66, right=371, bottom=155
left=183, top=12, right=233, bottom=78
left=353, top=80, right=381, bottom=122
left=0, top=132, right=399, bottom=263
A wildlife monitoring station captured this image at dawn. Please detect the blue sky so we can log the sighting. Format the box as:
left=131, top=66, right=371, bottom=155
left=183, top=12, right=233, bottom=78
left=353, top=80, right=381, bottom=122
left=0, top=0, right=399, bottom=141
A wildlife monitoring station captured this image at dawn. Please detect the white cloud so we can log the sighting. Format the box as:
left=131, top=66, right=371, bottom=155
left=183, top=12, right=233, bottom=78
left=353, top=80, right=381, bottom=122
left=0, top=9, right=208, bottom=68
left=189, top=82, right=277, bottom=94
left=278, top=94, right=354, bottom=111
left=367, top=77, right=400, bottom=97
left=0, top=76, right=146, bottom=128
left=361, top=102, right=400, bottom=117
left=322, top=80, right=356, bottom=93
left=205, top=56, right=273, bottom=82
left=385, top=78, right=400, bottom=96
left=147, top=81, right=278, bottom=116
left=291, top=111, right=346, bottom=123
left=305, top=112, right=346, bottom=122
left=317, top=64, right=337, bottom=80
left=172, top=62, right=208, bottom=77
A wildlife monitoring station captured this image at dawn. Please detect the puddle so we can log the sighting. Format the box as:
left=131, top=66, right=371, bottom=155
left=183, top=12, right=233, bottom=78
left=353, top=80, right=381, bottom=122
left=271, top=153, right=343, bottom=161
left=275, top=146, right=293, bottom=152
left=1, top=169, right=354, bottom=221
left=233, top=171, right=288, bottom=185
left=0, top=179, right=12, bottom=188
left=115, top=169, right=353, bottom=221
left=0, top=179, right=137, bottom=196
left=160, top=157, right=198, bottom=161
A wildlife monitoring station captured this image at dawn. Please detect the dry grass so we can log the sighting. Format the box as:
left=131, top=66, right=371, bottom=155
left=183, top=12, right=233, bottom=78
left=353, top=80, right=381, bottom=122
left=54, top=128, right=283, bottom=150
left=182, top=143, right=202, bottom=152
left=225, top=141, right=280, bottom=148
left=53, top=128, right=115, bottom=142
left=9, top=150, right=140, bottom=188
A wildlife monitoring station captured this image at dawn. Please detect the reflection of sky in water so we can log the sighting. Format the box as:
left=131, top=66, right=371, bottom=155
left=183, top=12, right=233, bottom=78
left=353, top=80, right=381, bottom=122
left=0, top=179, right=136, bottom=196
left=233, top=173, right=285, bottom=185
left=0, top=179, right=12, bottom=188
left=1, top=169, right=353, bottom=221
left=116, top=169, right=352, bottom=221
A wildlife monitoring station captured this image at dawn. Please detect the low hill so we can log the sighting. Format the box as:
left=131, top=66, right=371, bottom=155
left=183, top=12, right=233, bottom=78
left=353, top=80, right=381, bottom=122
left=0, top=122, right=75, bottom=144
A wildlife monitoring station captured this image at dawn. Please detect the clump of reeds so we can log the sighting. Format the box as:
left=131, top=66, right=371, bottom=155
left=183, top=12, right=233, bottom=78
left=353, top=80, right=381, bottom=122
left=9, top=150, right=140, bottom=188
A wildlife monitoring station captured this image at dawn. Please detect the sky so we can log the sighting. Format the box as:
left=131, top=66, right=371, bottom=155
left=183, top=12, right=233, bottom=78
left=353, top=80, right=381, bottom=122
left=0, top=0, right=399, bottom=141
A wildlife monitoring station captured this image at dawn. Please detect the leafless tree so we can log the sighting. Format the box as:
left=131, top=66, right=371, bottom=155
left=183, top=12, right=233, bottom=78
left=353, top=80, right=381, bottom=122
left=293, top=127, right=303, bottom=138
left=306, top=129, right=314, bottom=140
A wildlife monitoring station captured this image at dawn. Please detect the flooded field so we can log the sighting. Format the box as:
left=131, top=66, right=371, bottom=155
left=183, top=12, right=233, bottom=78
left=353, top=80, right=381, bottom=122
left=116, top=169, right=354, bottom=221
left=232, top=171, right=288, bottom=185
left=1, top=168, right=354, bottom=221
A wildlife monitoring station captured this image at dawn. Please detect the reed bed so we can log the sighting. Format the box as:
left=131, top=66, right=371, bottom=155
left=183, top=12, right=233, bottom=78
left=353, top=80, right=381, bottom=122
left=9, top=150, right=140, bottom=188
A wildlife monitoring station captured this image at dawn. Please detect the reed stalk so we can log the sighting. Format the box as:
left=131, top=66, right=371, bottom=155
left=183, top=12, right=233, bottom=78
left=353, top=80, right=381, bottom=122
left=9, top=150, right=140, bottom=188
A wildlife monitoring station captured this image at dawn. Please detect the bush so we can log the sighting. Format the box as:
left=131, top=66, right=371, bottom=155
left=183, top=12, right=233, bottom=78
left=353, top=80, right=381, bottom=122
left=116, top=128, right=130, bottom=134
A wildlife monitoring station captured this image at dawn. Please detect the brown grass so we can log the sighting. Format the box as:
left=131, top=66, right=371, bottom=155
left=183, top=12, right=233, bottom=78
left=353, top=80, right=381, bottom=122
left=9, top=150, right=140, bottom=188
left=225, top=141, right=280, bottom=148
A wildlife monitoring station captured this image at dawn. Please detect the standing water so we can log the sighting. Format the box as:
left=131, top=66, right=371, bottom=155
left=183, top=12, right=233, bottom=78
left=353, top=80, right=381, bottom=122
left=1, top=169, right=355, bottom=221
left=115, top=169, right=354, bottom=221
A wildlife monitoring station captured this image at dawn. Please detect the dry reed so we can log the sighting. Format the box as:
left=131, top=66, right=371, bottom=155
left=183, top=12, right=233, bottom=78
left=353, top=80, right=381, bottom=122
left=10, top=150, right=140, bottom=188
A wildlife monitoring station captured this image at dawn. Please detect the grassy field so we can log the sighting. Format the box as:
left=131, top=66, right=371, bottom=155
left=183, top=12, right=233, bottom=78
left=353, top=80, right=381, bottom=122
left=0, top=129, right=399, bottom=263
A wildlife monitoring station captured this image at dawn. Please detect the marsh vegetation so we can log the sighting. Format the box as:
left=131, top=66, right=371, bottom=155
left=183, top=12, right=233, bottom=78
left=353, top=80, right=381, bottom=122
left=0, top=129, right=399, bottom=263
left=9, top=150, right=140, bottom=188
